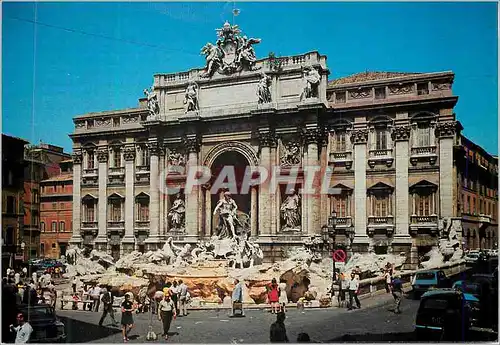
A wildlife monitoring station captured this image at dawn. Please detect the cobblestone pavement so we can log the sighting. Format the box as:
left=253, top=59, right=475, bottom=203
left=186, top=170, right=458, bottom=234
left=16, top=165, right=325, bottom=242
left=59, top=291, right=419, bottom=343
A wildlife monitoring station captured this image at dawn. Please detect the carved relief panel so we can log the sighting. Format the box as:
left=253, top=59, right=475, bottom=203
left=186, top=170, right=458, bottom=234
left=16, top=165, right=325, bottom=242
left=278, top=136, right=303, bottom=167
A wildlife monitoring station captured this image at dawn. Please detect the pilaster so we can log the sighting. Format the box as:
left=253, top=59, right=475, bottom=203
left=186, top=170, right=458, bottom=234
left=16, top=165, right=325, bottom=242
left=70, top=150, right=82, bottom=246
left=159, top=147, right=166, bottom=237
left=251, top=186, right=258, bottom=237
left=258, top=130, right=276, bottom=236
left=392, top=125, right=411, bottom=239
left=123, top=144, right=136, bottom=248
left=145, top=140, right=161, bottom=249
left=351, top=129, right=368, bottom=242
left=303, top=125, right=321, bottom=236
left=95, top=147, right=109, bottom=249
left=437, top=121, right=457, bottom=218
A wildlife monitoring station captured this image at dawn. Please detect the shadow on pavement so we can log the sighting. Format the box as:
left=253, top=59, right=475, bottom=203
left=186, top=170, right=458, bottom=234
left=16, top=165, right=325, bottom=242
left=328, top=331, right=416, bottom=342
left=59, top=315, right=122, bottom=342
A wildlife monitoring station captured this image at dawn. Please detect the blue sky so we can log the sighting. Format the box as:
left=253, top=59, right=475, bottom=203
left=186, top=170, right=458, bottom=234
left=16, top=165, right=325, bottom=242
left=2, top=2, right=498, bottom=154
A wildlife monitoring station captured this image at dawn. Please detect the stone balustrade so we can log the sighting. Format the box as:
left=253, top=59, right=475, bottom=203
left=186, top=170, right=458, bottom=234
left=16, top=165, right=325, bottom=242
left=329, top=151, right=353, bottom=162
left=410, top=215, right=438, bottom=224
left=81, top=221, right=98, bottom=229
left=368, top=216, right=394, bottom=225
left=369, top=148, right=393, bottom=158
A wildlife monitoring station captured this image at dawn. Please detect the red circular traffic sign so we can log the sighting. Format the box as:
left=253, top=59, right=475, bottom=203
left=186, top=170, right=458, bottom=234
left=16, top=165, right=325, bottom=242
left=332, top=249, right=346, bottom=262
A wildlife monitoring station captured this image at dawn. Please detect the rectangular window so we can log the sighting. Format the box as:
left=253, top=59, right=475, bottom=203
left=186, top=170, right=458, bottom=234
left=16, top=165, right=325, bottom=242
left=40, top=243, right=45, bottom=255
left=141, top=147, right=150, bottom=166
left=51, top=243, right=56, bottom=249
left=51, top=221, right=57, bottom=232
left=110, top=200, right=122, bottom=221
left=6, top=196, right=15, bottom=214
left=85, top=204, right=95, bottom=222
left=375, top=129, right=387, bottom=150
left=416, top=125, right=431, bottom=147
left=113, top=149, right=121, bottom=168
left=374, top=87, right=386, bottom=99
left=113, top=117, right=120, bottom=127
left=335, top=132, right=347, bottom=152
left=137, top=202, right=150, bottom=221
left=374, top=196, right=388, bottom=217
left=87, top=151, right=95, bottom=169
left=417, top=83, right=429, bottom=95
left=467, top=196, right=471, bottom=214
left=41, top=222, right=46, bottom=232
left=418, top=194, right=431, bottom=216
left=59, top=222, right=65, bottom=232
left=335, top=91, right=346, bottom=103
left=331, top=195, right=348, bottom=218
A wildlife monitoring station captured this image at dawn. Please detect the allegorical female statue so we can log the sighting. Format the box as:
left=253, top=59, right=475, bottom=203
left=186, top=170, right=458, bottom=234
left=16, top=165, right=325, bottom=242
left=168, top=193, right=186, bottom=231
left=300, top=66, right=321, bottom=100
left=184, top=81, right=199, bottom=113
left=257, top=72, right=272, bottom=104
left=280, top=189, right=301, bottom=230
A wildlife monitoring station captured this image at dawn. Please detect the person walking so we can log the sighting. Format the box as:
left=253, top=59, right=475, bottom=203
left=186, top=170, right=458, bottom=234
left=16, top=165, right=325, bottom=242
left=278, top=279, right=288, bottom=313
left=99, top=287, right=118, bottom=327
left=10, top=313, right=33, bottom=344
left=267, top=278, right=280, bottom=314
left=390, top=274, right=403, bottom=314
left=384, top=268, right=392, bottom=293
left=178, top=280, right=188, bottom=317
left=231, top=279, right=244, bottom=317
left=171, top=281, right=179, bottom=314
left=347, top=272, right=361, bottom=311
left=120, top=293, right=135, bottom=342
left=71, top=277, right=77, bottom=294
left=270, top=312, right=289, bottom=343
left=92, top=285, right=102, bottom=312
left=157, top=292, right=176, bottom=340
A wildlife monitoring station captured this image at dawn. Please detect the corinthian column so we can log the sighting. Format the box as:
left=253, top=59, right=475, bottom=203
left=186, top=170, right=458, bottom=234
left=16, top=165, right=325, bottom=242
left=122, top=144, right=136, bottom=253
left=303, top=126, right=321, bottom=235
left=351, top=129, right=369, bottom=242
left=258, top=130, right=275, bottom=236
left=70, top=150, right=82, bottom=246
left=392, top=125, right=411, bottom=238
left=437, top=121, right=458, bottom=218
left=145, top=140, right=161, bottom=249
left=95, top=147, right=109, bottom=251
left=184, top=135, right=201, bottom=238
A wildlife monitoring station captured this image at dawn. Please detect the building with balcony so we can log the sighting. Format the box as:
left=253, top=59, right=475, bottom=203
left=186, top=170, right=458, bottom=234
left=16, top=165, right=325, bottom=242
left=69, top=23, right=474, bottom=268
left=40, top=160, right=73, bottom=259
left=2, top=134, right=28, bottom=270
left=455, top=136, right=498, bottom=250
left=23, top=143, right=71, bottom=259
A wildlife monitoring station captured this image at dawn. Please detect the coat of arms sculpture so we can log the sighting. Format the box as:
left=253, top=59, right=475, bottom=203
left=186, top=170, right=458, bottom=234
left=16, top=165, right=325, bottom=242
left=200, top=21, right=261, bottom=78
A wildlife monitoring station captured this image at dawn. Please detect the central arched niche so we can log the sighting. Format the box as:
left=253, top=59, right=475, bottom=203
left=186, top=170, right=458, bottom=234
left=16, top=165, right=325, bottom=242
left=210, top=150, right=251, bottom=235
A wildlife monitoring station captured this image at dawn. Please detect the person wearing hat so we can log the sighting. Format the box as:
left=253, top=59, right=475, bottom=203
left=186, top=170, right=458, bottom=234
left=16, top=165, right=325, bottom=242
left=157, top=291, right=176, bottom=340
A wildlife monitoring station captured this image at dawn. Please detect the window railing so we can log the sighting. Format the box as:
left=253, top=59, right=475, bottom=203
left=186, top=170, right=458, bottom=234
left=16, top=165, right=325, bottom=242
left=107, top=220, right=125, bottom=228
left=411, top=146, right=437, bottom=156
left=109, top=167, right=125, bottom=175
left=81, top=221, right=98, bottom=228
left=410, top=215, right=438, bottom=224
left=368, top=216, right=394, bottom=224
left=136, top=165, right=150, bottom=172
left=83, top=168, right=98, bottom=175
left=329, top=151, right=353, bottom=161
left=369, top=148, right=393, bottom=158
left=135, top=220, right=150, bottom=228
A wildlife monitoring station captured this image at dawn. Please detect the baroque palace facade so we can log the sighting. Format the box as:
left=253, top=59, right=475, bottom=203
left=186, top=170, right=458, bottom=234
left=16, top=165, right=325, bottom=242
left=69, top=23, right=496, bottom=265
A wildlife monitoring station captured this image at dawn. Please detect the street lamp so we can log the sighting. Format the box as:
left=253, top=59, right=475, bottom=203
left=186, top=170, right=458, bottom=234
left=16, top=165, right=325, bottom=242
left=322, top=210, right=337, bottom=297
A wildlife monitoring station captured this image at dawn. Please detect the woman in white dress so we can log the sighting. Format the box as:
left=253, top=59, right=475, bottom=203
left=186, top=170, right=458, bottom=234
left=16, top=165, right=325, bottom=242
left=278, top=279, right=288, bottom=312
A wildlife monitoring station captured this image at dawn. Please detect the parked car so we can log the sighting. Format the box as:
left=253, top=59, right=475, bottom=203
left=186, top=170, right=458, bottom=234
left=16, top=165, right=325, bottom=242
left=415, top=289, right=470, bottom=341
left=412, top=270, right=450, bottom=297
left=465, top=252, right=480, bottom=265
left=452, top=281, right=482, bottom=326
left=16, top=304, right=66, bottom=343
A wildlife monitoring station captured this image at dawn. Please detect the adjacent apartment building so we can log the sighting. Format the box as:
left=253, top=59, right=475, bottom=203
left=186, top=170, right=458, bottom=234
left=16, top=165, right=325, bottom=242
left=456, top=136, right=498, bottom=250
left=23, top=143, right=71, bottom=259
left=2, top=134, right=28, bottom=269
left=40, top=160, right=73, bottom=259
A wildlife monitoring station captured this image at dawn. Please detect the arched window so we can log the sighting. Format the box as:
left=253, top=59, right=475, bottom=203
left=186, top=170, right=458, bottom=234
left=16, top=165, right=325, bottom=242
left=135, top=193, right=150, bottom=222
left=59, top=221, right=65, bottom=232
left=40, top=222, right=46, bottom=232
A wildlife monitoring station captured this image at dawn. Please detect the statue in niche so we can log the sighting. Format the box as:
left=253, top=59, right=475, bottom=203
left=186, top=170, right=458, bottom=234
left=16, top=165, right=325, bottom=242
left=143, top=87, right=160, bottom=118
left=280, top=141, right=301, bottom=166
left=168, top=193, right=186, bottom=231
left=280, top=189, right=301, bottom=230
left=168, top=150, right=186, bottom=168
left=257, top=72, right=272, bottom=104
left=200, top=40, right=224, bottom=78
left=235, top=35, right=261, bottom=71
left=213, top=191, right=238, bottom=239
left=300, top=66, right=321, bottom=101
left=184, top=81, right=199, bottom=113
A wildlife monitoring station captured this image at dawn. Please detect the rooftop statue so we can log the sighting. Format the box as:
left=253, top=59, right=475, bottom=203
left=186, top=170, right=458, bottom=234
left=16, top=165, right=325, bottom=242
left=144, top=87, right=160, bottom=119
left=201, top=21, right=261, bottom=78
left=300, top=66, right=321, bottom=101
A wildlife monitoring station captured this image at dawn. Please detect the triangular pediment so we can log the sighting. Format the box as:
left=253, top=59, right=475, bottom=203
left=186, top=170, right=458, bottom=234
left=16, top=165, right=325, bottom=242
left=367, top=182, right=394, bottom=192
left=332, top=183, right=353, bottom=190
left=410, top=180, right=438, bottom=192
left=108, top=192, right=125, bottom=200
